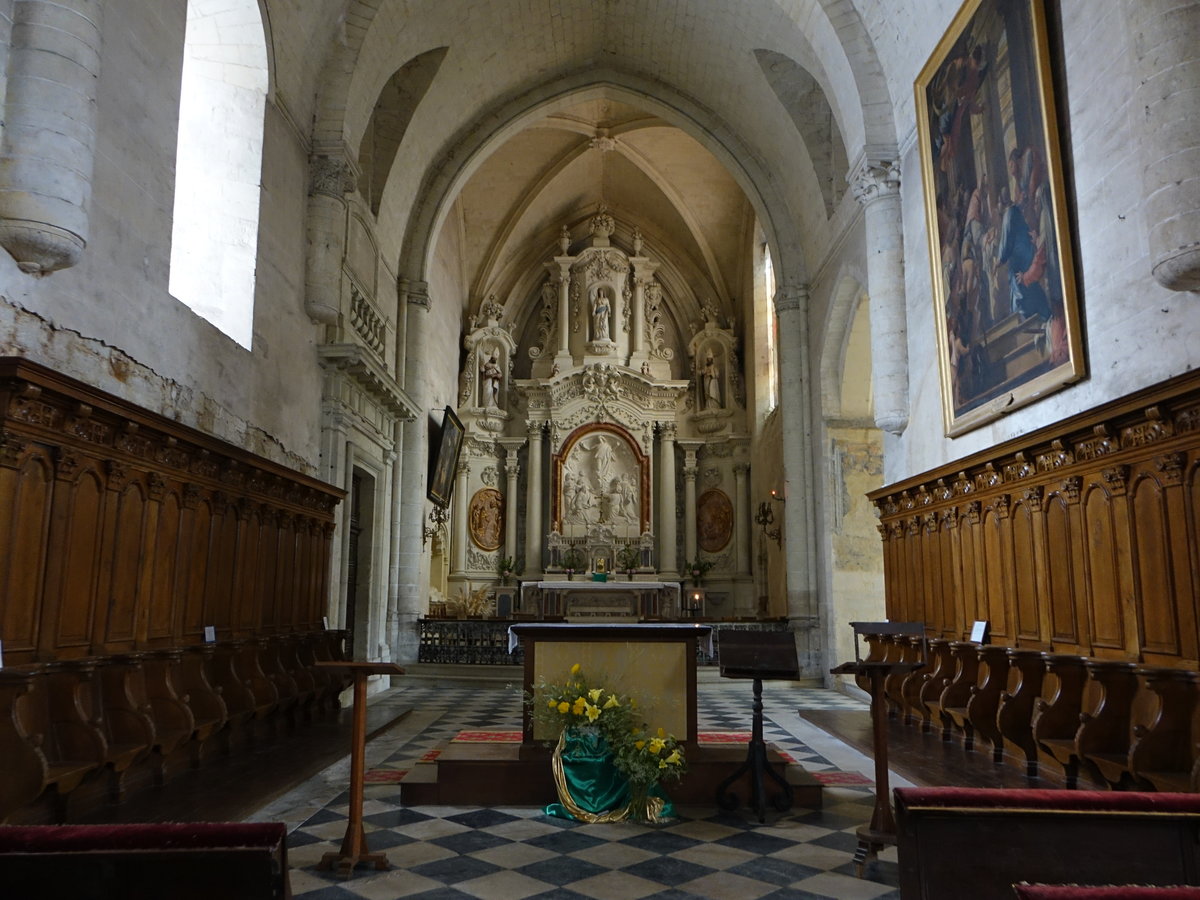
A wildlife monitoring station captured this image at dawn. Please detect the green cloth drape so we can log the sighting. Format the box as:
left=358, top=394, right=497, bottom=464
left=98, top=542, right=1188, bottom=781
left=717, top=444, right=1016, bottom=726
left=545, top=728, right=675, bottom=823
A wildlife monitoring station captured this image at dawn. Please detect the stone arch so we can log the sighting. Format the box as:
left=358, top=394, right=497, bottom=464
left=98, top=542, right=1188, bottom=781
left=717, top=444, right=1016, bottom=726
left=392, top=72, right=809, bottom=297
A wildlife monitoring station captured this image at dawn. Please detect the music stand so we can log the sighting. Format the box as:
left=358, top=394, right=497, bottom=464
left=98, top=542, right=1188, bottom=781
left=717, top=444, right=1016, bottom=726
left=314, top=660, right=405, bottom=877
left=714, top=630, right=800, bottom=822
left=830, top=621, right=925, bottom=876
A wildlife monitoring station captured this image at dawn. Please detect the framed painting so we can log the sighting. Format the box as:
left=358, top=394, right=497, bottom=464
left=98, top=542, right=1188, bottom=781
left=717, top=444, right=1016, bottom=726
left=915, top=0, right=1085, bottom=436
left=427, top=405, right=464, bottom=508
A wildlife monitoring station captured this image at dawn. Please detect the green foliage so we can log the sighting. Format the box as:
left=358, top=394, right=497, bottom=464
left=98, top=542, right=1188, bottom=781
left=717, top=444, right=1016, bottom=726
left=498, top=555, right=522, bottom=576
left=616, top=545, right=641, bottom=574
left=526, top=663, right=686, bottom=790
left=561, top=547, right=586, bottom=573
left=685, top=556, right=715, bottom=583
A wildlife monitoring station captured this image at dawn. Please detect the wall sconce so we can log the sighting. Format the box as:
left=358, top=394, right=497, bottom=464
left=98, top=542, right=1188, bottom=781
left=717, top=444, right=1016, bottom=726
left=755, top=500, right=782, bottom=549
left=422, top=505, right=448, bottom=547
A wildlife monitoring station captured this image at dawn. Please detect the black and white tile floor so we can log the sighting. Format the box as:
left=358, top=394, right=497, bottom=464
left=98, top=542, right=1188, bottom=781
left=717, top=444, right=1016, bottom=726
left=252, top=679, right=908, bottom=900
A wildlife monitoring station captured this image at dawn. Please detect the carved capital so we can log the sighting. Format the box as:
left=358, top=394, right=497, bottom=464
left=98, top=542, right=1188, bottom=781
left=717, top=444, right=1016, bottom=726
left=403, top=279, right=431, bottom=310
left=1059, top=476, right=1082, bottom=504
left=657, top=422, right=677, bottom=441
left=1021, top=486, right=1044, bottom=511
left=1101, top=465, right=1130, bottom=495
left=965, top=499, right=982, bottom=525
left=309, top=154, right=357, bottom=197
left=148, top=472, right=167, bottom=500
left=1154, top=452, right=1185, bottom=486
left=992, top=494, right=1010, bottom=519
left=850, top=158, right=901, bottom=207
left=683, top=465, right=698, bottom=482
left=0, top=430, right=27, bottom=468
left=54, top=449, right=81, bottom=482
left=106, top=460, right=131, bottom=491
left=183, top=483, right=204, bottom=509
left=773, top=282, right=808, bottom=315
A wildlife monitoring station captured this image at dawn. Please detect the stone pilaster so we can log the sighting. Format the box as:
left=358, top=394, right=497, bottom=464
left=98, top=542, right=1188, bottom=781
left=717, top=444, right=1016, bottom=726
left=450, top=458, right=470, bottom=578
left=734, top=461, right=751, bottom=577
left=391, top=280, right=431, bottom=663
left=774, top=282, right=820, bottom=673
left=525, top=421, right=545, bottom=578
left=657, top=422, right=679, bottom=578
left=850, top=153, right=909, bottom=435
left=0, top=0, right=104, bottom=273
left=679, top=441, right=703, bottom=563
left=1125, top=0, right=1200, bottom=290
left=499, top=438, right=526, bottom=562
left=554, top=259, right=572, bottom=364
left=305, top=149, right=358, bottom=324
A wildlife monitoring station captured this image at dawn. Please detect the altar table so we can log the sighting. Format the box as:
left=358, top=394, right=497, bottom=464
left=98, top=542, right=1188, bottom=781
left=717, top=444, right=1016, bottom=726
left=519, top=580, right=681, bottom=619
left=509, top=622, right=712, bottom=743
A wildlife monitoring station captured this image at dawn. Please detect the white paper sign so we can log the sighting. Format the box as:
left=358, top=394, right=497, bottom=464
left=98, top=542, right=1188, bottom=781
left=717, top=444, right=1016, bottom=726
left=970, top=620, right=990, bottom=643
left=203, top=625, right=216, bottom=643
left=322, top=616, right=329, bottom=630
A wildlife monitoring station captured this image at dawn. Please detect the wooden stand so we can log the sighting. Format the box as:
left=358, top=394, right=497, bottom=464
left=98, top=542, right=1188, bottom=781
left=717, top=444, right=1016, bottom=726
left=831, top=621, right=925, bottom=877
left=314, top=661, right=405, bottom=878
left=713, top=630, right=801, bottom=823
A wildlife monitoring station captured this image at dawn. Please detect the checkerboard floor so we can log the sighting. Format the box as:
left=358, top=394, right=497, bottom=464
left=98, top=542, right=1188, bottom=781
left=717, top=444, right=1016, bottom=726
left=254, top=680, right=903, bottom=899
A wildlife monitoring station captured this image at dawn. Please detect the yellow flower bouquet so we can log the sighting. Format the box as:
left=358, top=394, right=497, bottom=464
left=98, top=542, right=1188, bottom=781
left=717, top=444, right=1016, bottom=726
left=526, top=663, right=686, bottom=823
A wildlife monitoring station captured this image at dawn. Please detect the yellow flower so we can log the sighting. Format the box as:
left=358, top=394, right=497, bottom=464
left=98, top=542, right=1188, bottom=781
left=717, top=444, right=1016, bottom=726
left=585, top=702, right=601, bottom=722
left=570, top=663, right=581, bottom=676
left=657, top=727, right=665, bottom=738
left=572, top=697, right=587, bottom=715
left=648, top=737, right=666, bottom=754
left=588, top=688, right=603, bottom=702
left=547, top=699, right=557, bottom=709
left=603, top=695, right=619, bottom=709
left=557, top=701, right=570, bottom=714
left=658, top=759, right=667, bottom=769
left=666, top=749, right=682, bottom=765
left=635, top=740, right=645, bottom=750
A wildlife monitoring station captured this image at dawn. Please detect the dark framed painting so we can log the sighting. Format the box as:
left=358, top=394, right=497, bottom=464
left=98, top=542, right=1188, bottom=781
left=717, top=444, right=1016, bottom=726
left=915, top=0, right=1085, bottom=437
left=427, top=405, right=464, bottom=508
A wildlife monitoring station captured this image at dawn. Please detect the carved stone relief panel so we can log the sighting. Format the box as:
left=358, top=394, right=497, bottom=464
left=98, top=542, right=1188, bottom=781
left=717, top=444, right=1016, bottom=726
left=468, top=487, right=503, bottom=551
left=697, top=488, right=733, bottom=552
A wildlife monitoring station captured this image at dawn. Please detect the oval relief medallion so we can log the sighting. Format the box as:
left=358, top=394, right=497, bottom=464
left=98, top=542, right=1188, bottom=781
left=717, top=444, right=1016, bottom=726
left=697, top=489, right=733, bottom=553
left=468, top=488, right=503, bottom=551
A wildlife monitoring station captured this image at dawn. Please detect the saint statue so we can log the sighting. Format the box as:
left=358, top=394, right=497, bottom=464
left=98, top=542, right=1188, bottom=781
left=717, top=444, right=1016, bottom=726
left=701, top=352, right=721, bottom=409
left=480, top=354, right=502, bottom=408
left=591, top=287, right=611, bottom=342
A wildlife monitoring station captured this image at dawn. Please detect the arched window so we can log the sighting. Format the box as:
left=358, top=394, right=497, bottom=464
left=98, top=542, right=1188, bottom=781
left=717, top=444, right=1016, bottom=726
left=168, top=0, right=268, bottom=349
left=763, top=242, right=779, bottom=411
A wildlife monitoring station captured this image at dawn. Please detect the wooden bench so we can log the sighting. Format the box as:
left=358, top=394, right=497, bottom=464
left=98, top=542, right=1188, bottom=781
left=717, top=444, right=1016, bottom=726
left=0, top=821, right=292, bottom=899
left=895, top=787, right=1200, bottom=900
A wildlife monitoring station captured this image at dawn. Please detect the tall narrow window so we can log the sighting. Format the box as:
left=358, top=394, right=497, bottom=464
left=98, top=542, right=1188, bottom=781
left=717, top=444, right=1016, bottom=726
left=763, top=243, right=779, bottom=410
left=168, top=0, right=268, bottom=349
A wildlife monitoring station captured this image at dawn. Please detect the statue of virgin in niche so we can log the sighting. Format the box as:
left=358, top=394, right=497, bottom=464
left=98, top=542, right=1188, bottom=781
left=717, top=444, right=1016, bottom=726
left=591, top=286, right=612, bottom=341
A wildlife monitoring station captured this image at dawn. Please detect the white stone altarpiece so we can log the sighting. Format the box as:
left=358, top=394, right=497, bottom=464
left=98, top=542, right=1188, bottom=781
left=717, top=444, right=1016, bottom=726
left=446, top=208, right=756, bottom=615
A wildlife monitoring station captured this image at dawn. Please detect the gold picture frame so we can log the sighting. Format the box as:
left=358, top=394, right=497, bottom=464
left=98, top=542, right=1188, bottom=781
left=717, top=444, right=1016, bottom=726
left=915, top=0, right=1085, bottom=436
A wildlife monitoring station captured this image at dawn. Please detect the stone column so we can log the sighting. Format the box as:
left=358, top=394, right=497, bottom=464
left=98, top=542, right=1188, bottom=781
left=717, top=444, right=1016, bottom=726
left=1125, top=0, right=1200, bottom=291
left=850, top=155, right=908, bottom=435
left=391, top=280, right=431, bottom=664
left=679, top=441, right=702, bottom=564
left=629, top=258, right=658, bottom=365
left=656, top=423, right=679, bottom=578
left=554, top=259, right=573, bottom=364
left=0, top=0, right=104, bottom=274
left=524, top=421, right=545, bottom=578
left=734, top=461, right=752, bottom=576
left=500, top=438, right=525, bottom=562
left=304, top=148, right=357, bottom=324
left=775, top=281, right=820, bottom=673
left=450, top=458, right=470, bottom=578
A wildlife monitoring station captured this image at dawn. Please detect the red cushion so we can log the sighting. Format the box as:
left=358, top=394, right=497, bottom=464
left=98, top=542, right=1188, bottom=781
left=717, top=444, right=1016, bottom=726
left=0, top=822, right=286, bottom=852
left=1014, top=886, right=1200, bottom=899
left=894, top=787, right=1200, bottom=815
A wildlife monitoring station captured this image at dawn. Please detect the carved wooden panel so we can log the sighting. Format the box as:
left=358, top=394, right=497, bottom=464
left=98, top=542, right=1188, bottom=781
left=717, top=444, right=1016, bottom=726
left=0, top=358, right=342, bottom=666
left=870, top=368, right=1200, bottom=669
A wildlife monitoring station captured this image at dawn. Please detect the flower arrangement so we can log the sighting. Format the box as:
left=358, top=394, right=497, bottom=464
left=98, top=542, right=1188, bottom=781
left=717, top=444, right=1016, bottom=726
left=616, top=545, right=641, bottom=578
left=686, top=555, right=714, bottom=585
left=527, top=663, right=686, bottom=823
left=560, top=547, right=585, bottom=577
left=498, top=555, right=521, bottom=580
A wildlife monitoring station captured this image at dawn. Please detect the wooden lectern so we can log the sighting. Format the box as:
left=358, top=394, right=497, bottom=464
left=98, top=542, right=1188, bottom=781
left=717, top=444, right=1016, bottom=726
left=314, top=660, right=405, bottom=877
left=830, top=621, right=925, bottom=876
left=714, top=629, right=801, bottom=822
